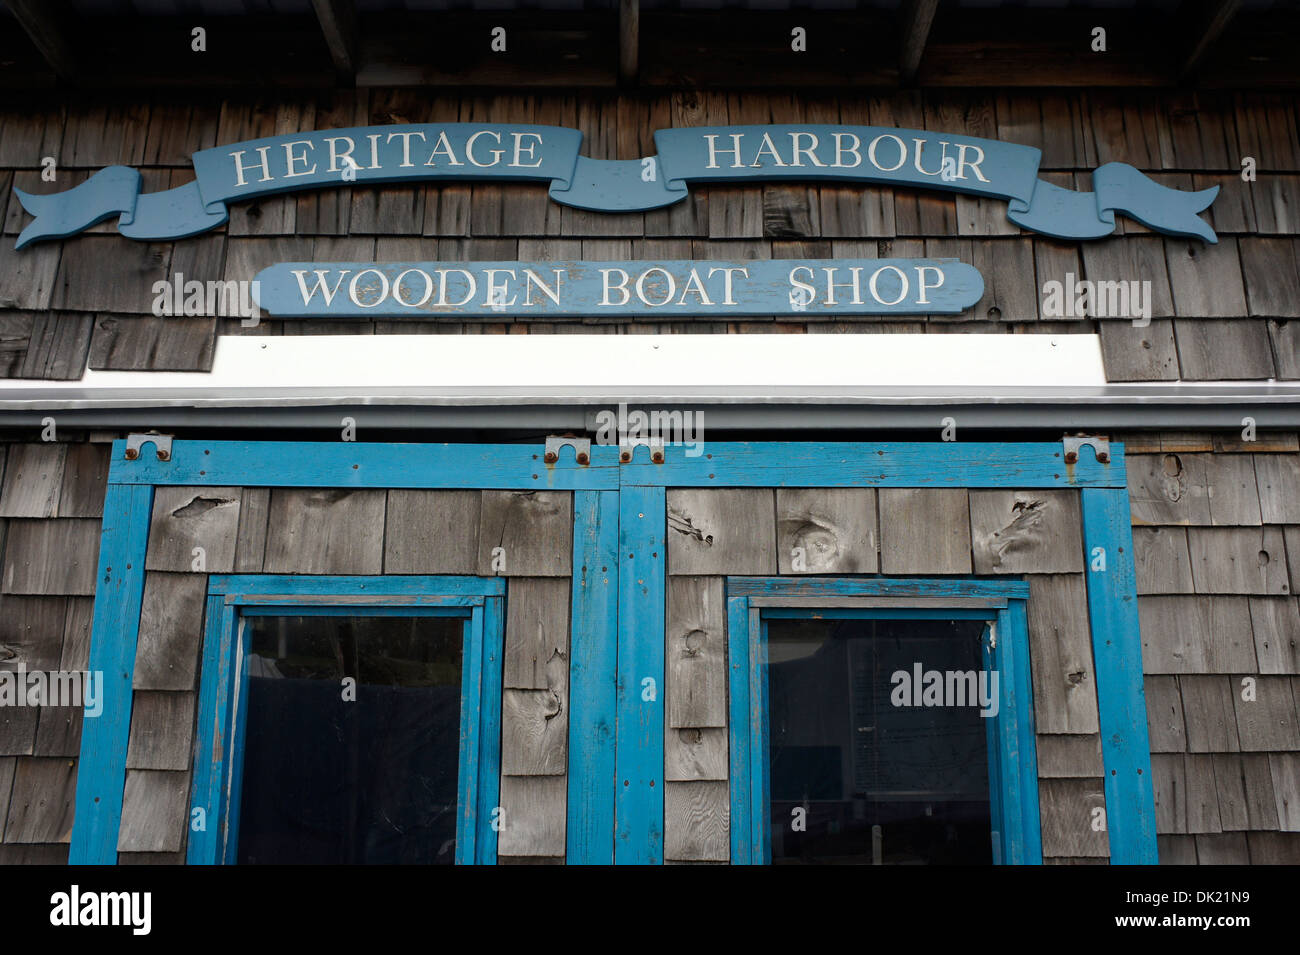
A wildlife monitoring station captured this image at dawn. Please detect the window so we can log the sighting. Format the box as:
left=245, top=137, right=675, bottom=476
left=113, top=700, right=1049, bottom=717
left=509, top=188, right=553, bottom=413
left=237, top=613, right=464, bottom=864
left=188, top=577, right=505, bottom=866
left=727, top=578, right=1042, bottom=866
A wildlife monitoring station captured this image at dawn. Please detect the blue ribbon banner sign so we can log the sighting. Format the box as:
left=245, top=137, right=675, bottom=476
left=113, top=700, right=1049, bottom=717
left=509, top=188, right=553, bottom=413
left=252, top=259, right=983, bottom=318
left=13, top=123, right=1219, bottom=249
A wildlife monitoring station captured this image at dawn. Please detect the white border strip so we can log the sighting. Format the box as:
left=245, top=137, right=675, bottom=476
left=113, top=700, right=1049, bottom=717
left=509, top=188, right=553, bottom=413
left=0, top=333, right=1294, bottom=410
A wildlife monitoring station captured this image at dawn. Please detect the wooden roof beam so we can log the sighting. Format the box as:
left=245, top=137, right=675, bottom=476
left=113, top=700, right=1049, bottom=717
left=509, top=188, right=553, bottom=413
left=311, top=0, right=359, bottom=79
left=6, top=0, right=79, bottom=82
left=899, top=0, right=939, bottom=85
left=1181, top=0, right=1243, bottom=77
left=620, top=0, right=639, bottom=84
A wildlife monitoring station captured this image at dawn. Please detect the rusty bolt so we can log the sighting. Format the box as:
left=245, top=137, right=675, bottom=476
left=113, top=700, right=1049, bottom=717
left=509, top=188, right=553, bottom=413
left=651, top=449, right=665, bottom=464
left=124, top=447, right=139, bottom=460
left=543, top=450, right=558, bottom=463
left=1064, top=450, right=1078, bottom=464
left=1097, top=450, right=1110, bottom=463
left=157, top=448, right=171, bottom=461
left=576, top=451, right=590, bottom=465
left=619, top=449, right=633, bottom=463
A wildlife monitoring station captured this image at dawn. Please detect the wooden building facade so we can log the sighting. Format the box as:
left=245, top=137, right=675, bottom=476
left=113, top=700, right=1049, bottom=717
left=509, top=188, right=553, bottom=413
left=0, top=1, right=1299, bottom=867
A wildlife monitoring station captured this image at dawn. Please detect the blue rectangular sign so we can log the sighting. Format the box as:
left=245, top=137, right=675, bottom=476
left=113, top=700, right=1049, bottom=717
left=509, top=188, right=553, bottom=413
left=252, top=258, right=984, bottom=318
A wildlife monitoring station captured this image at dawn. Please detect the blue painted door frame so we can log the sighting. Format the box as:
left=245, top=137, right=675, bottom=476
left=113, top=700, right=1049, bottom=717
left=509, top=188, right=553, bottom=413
left=72, top=437, right=1156, bottom=865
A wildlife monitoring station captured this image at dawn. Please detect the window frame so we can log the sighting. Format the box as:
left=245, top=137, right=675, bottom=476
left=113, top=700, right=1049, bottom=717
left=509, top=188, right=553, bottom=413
left=726, top=577, right=1042, bottom=866
left=187, top=575, right=506, bottom=866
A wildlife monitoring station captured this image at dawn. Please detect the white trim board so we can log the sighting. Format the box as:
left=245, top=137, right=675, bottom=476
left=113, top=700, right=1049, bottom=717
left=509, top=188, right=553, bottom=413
left=0, top=333, right=1296, bottom=411
left=0, top=333, right=1114, bottom=408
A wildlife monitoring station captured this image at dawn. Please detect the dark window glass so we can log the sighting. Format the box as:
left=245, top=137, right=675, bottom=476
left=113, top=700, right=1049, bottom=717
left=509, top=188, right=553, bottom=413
left=766, top=617, right=993, bottom=865
left=236, top=614, right=463, bottom=865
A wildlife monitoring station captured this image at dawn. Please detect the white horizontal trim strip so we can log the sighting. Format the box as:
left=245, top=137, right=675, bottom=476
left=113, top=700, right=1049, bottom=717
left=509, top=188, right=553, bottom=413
left=0, top=334, right=1295, bottom=410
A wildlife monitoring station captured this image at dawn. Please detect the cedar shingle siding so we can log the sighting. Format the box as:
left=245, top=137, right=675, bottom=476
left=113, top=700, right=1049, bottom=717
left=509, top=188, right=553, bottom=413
left=1120, top=435, right=1300, bottom=864
left=1, top=90, right=1298, bottom=864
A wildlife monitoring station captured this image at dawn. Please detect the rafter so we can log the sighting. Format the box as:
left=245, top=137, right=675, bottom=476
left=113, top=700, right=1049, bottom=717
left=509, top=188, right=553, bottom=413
left=1182, top=0, right=1243, bottom=76
left=7, top=0, right=78, bottom=81
left=899, top=0, right=940, bottom=84
left=620, top=0, right=640, bottom=84
left=311, top=0, right=359, bottom=78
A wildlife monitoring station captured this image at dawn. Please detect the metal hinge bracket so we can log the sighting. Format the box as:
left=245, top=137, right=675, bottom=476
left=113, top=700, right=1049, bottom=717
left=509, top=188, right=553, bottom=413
left=125, top=431, right=174, bottom=461
left=1063, top=434, right=1110, bottom=465
left=618, top=436, right=665, bottom=464
left=544, top=435, right=591, bottom=466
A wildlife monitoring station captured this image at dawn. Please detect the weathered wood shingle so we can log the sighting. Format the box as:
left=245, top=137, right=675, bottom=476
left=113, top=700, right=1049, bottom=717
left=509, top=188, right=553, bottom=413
left=1139, top=595, right=1256, bottom=673
left=879, top=489, right=971, bottom=574
left=503, top=577, right=569, bottom=692
left=117, top=770, right=188, bottom=853
left=1133, top=527, right=1195, bottom=594
left=1180, top=676, right=1241, bottom=752
left=666, top=577, right=726, bottom=730
left=1026, top=575, right=1100, bottom=735
left=1035, top=734, right=1105, bottom=778
left=667, top=489, right=777, bottom=576
left=1128, top=453, right=1261, bottom=527
left=1241, top=238, right=1300, bottom=318
left=1233, top=677, right=1300, bottom=752
left=0, top=444, right=66, bottom=518
left=496, top=774, right=566, bottom=858
left=125, top=692, right=196, bottom=772
left=57, top=443, right=109, bottom=518
left=970, top=489, right=1083, bottom=574
left=88, top=315, right=217, bottom=372
left=775, top=488, right=877, bottom=574
left=384, top=490, right=481, bottom=574
left=1038, top=778, right=1109, bottom=857
left=1250, top=597, right=1300, bottom=674
left=17, top=313, right=93, bottom=380
left=1187, top=527, right=1290, bottom=595
left=1213, top=753, right=1279, bottom=831
left=1176, top=319, right=1276, bottom=380
left=132, top=573, right=207, bottom=692
left=263, top=489, right=386, bottom=575
left=1, top=519, right=100, bottom=595
left=3, top=757, right=75, bottom=843
left=476, top=491, right=571, bottom=577
left=665, top=727, right=728, bottom=783
left=1144, top=676, right=1187, bottom=753
left=0, top=243, right=60, bottom=313
left=145, top=486, right=241, bottom=574
left=665, top=780, right=729, bottom=862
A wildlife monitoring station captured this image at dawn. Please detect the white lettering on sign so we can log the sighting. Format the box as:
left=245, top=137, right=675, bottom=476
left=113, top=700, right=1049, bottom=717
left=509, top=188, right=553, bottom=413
left=271, top=260, right=970, bottom=316
left=230, top=145, right=273, bottom=186
left=512, top=132, right=544, bottom=168
left=466, top=130, right=505, bottom=167
left=387, top=130, right=427, bottom=168
left=230, top=128, right=546, bottom=186
left=699, top=129, right=982, bottom=181
left=787, top=265, right=944, bottom=307
left=283, top=140, right=317, bottom=178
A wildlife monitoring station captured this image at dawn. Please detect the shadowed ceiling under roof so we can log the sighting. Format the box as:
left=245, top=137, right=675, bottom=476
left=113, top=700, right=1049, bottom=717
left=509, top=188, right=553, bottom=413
left=0, top=0, right=1296, bottom=89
